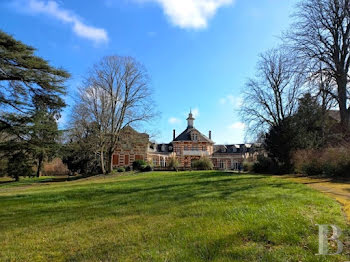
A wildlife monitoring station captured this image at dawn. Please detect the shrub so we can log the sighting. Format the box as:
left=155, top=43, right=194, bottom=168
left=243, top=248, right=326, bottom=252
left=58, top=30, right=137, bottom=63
left=0, top=157, right=8, bottom=177
left=243, top=161, right=254, bottom=172
left=168, top=156, right=180, bottom=171
left=42, top=158, right=69, bottom=176
left=61, top=143, right=101, bottom=176
left=141, top=165, right=153, bottom=172
left=192, top=157, right=213, bottom=170
left=132, top=160, right=147, bottom=171
left=293, top=147, right=350, bottom=177
left=117, top=167, right=125, bottom=173
left=7, top=152, right=34, bottom=181
left=253, top=155, right=277, bottom=174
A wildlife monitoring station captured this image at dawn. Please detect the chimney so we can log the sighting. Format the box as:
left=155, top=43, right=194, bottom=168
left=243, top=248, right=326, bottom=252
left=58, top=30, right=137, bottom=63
left=173, top=129, right=176, bottom=140
left=209, top=130, right=212, bottom=140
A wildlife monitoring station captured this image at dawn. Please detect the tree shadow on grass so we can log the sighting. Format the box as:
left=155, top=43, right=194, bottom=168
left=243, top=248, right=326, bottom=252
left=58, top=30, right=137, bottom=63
left=0, top=180, right=15, bottom=185
left=0, top=172, right=304, bottom=232
left=0, top=175, right=93, bottom=188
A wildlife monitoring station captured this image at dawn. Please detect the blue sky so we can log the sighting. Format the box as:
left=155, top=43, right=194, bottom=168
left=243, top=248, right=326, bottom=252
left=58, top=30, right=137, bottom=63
left=1, top=0, right=298, bottom=144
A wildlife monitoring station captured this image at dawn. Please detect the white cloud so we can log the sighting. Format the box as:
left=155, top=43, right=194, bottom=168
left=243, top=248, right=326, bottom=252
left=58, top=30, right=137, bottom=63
left=138, top=0, right=234, bottom=29
left=14, top=0, right=108, bottom=44
left=168, top=117, right=181, bottom=124
left=219, top=94, right=243, bottom=108
left=191, top=108, right=200, bottom=118
left=228, top=122, right=245, bottom=130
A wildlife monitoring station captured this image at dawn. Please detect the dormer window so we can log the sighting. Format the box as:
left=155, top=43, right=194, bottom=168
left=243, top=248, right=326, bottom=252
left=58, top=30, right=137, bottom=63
left=161, top=144, right=166, bottom=152
left=191, top=133, right=198, bottom=141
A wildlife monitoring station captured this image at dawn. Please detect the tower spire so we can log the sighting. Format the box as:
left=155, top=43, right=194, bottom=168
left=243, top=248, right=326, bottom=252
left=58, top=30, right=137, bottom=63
left=187, top=110, right=195, bottom=128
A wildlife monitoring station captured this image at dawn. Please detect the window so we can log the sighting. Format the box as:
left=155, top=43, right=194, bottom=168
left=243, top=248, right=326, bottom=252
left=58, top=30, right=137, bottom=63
left=219, top=160, right=225, bottom=169
left=112, top=155, right=119, bottom=166
left=232, top=162, right=238, bottom=170
left=191, top=133, right=198, bottom=141
left=153, top=159, right=158, bottom=166
left=160, top=158, right=166, bottom=167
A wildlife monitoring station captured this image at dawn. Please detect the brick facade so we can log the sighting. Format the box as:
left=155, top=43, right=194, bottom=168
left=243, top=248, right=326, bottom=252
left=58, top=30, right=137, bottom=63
left=172, top=141, right=213, bottom=168
left=113, top=112, right=262, bottom=170
left=112, top=126, right=149, bottom=168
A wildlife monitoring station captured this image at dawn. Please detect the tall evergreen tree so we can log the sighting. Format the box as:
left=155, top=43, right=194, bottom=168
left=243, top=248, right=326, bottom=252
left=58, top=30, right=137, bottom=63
left=293, top=93, right=327, bottom=149
left=264, top=118, right=297, bottom=174
left=29, top=102, right=61, bottom=177
left=0, top=30, right=69, bottom=179
left=0, top=30, right=69, bottom=114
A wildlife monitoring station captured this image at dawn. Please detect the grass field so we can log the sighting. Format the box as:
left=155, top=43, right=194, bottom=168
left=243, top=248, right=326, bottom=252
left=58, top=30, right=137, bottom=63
left=0, top=171, right=348, bottom=261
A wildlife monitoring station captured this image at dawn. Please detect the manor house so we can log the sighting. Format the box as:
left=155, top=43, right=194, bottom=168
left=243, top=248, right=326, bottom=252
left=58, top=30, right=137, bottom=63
left=112, top=111, right=262, bottom=170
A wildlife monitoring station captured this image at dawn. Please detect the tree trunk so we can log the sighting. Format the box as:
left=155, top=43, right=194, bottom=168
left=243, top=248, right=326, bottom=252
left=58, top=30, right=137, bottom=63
left=107, top=150, right=113, bottom=174
left=100, top=147, right=106, bottom=174
left=337, top=78, right=350, bottom=130
left=36, top=155, right=43, bottom=178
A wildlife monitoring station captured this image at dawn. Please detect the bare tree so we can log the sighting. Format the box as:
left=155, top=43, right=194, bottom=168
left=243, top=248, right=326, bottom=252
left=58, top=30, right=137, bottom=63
left=74, top=56, right=155, bottom=173
left=74, top=85, right=110, bottom=174
left=307, top=65, right=338, bottom=112
left=286, top=0, right=350, bottom=129
left=241, top=48, right=304, bottom=136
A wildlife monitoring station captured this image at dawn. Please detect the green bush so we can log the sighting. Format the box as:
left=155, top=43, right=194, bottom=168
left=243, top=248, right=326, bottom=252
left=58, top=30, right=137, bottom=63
left=168, top=156, right=180, bottom=171
left=301, top=161, right=323, bottom=176
left=192, top=157, right=213, bottom=170
left=7, top=152, right=34, bottom=181
left=141, top=165, right=153, bottom=172
left=253, top=155, right=290, bottom=174
left=117, top=167, right=125, bottom=173
left=253, top=155, right=276, bottom=174
left=132, top=160, right=147, bottom=171
left=0, top=157, right=8, bottom=177
left=242, top=161, right=254, bottom=172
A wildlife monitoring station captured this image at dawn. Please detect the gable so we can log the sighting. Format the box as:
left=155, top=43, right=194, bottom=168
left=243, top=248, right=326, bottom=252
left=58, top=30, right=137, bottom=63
left=173, top=127, right=213, bottom=143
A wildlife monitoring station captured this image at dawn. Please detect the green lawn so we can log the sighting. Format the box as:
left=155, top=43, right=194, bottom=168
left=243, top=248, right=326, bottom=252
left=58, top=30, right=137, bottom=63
left=0, top=171, right=348, bottom=261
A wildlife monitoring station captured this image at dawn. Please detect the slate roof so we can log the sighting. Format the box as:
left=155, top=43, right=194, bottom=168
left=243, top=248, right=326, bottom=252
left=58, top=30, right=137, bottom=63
left=148, top=142, right=174, bottom=153
left=156, top=143, right=173, bottom=152
left=173, top=127, right=214, bottom=143
left=213, top=143, right=262, bottom=154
